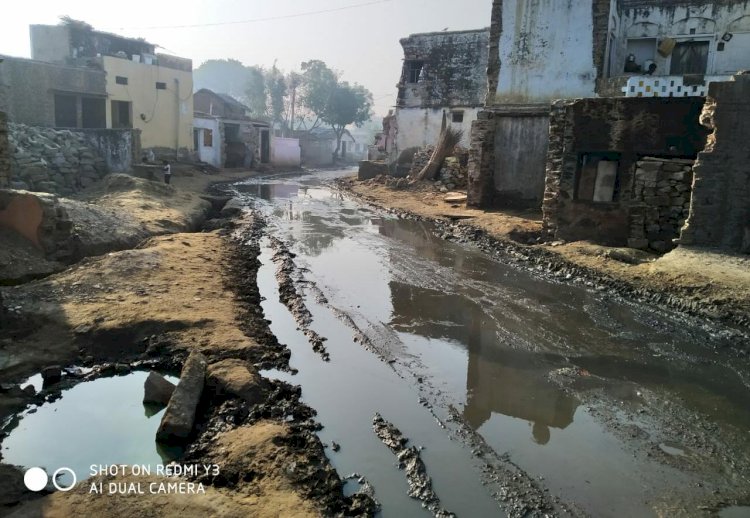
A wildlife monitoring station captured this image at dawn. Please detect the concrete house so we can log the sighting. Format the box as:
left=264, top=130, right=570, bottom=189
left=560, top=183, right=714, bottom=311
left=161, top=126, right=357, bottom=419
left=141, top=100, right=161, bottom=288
left=394, top=28, right=489, bottom=158
left=468, top=0, right=750, bottom=210
left=28, top=21, right=194, bottom=156
left=193, top=89, right=300, bottom=169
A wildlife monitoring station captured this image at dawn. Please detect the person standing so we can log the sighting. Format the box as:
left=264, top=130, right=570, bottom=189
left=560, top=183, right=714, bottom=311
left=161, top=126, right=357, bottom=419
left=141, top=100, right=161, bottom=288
left=162, top=160, right=172, bottom=185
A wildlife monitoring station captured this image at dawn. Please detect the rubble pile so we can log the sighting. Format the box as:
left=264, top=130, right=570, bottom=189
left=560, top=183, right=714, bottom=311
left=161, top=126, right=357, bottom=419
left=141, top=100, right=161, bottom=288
left=629, top=157, right=694, bottom=253
left=8, top=123, right=108, bottom=195
left=406, top=146, right=469, bottom=192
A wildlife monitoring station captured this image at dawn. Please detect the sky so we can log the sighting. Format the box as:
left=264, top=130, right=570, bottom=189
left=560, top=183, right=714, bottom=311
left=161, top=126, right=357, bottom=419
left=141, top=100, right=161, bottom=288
left=0, top=0, right=492, bottom=117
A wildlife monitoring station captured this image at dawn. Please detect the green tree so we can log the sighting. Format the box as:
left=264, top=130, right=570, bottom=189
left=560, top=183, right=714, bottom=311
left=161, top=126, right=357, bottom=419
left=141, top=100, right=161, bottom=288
left=298, top=60, right=372, bottom=159
left=244, top=66, right=267, bottom=119
left=322, top=82, right=373, bottom=159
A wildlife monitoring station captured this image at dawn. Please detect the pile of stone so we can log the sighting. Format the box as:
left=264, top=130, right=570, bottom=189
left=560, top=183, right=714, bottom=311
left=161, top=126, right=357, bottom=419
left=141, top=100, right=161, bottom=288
left=629, top=157, right=694, bottom=253
left=408, top=146, right=435, bottom=176
left=407, top=146, right=469, bottom=192
left=8, top=123, right=108, bottom=195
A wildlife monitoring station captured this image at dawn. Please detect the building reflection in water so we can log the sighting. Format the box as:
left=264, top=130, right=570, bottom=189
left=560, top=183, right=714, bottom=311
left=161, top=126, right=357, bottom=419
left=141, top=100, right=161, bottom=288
left=388, top=279, right=579, bottom=445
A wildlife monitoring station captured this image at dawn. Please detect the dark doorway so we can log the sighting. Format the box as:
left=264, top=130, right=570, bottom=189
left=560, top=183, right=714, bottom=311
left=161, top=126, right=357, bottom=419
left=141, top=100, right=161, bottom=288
left=111, top=101, right=132, bottom=128
left=54, top=94, right=77, bottom=128
left=82, top=97, right=106, bottom=128
left=224, top=123, right=246, bottom=167
left=260, top=129, right=270, bottom=164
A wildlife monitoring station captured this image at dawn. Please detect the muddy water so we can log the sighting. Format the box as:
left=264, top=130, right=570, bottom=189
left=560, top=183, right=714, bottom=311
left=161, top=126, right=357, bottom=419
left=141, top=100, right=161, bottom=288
left=2, top=372, right=179, bottom=487
left=236, top=170, right=750, bottom=517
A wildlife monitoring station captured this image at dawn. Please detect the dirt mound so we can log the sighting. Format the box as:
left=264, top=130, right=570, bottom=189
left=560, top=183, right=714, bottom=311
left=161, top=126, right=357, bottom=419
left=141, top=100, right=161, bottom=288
left=102, top=173, right=175, bottom=197
left=0, top=228, right=62, bottom=284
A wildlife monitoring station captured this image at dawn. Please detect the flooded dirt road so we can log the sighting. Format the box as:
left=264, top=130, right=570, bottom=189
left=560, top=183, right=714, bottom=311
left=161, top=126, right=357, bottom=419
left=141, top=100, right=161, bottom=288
left=231, top=169, right=750, bottom=517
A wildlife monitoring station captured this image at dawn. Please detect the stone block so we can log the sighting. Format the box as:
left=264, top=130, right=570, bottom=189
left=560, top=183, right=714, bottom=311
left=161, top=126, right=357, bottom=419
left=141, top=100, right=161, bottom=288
left=156, top=351, right=207, bottom=443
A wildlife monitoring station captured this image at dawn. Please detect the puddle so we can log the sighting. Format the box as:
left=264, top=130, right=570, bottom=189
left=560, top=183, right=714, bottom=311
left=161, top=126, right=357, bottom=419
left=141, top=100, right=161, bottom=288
left=2, top=371, right=179, bottom=487
left=238, top=170, right=750, bottom=516
left=720, top=506, right=750, bottom=518
left=659, top=442, right=688, bottom=457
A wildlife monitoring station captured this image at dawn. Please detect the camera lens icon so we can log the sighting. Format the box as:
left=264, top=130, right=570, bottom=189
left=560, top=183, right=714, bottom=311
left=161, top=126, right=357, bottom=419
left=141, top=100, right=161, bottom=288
left=24, top=467, right=77, bottom=492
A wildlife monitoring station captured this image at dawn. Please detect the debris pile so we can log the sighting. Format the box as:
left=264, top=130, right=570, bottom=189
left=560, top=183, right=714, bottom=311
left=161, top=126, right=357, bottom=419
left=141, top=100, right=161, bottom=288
left=8, top=123, right=108, bottom=195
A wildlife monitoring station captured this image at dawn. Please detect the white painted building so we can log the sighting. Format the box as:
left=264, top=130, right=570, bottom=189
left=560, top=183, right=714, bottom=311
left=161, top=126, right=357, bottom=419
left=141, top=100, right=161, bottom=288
left=468, top=0, right=750, bottom=209
left=394, top=28, right=490, bottom=158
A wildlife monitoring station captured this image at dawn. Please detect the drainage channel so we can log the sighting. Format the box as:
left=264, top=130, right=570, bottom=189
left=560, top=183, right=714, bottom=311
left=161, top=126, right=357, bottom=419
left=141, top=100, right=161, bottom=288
left=235, top=169, right=750, bottom=517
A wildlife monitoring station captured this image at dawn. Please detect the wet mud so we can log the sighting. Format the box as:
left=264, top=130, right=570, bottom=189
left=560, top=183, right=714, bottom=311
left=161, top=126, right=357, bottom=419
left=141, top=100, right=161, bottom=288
left=372, top=413, right=454, bottom=518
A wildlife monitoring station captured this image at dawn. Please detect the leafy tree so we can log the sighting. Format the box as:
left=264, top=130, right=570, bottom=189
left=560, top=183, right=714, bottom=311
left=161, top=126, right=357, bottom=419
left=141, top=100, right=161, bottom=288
left=266, top=65, right=288, bottom=129
left=298, top=60, right=373, bottom=159
left=244, top=66, right=267, bottom=119
left=323, top=82, right=373, bottom=159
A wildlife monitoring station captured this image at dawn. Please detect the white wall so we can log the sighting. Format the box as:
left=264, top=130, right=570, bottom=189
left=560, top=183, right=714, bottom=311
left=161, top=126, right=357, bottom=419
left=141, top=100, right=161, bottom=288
left=495, top=0, right=598, bottom=103
left=613, top=3, right=750, bottom=78
left=271, top=137, right=301, bottom=168
left=395, top=107, right=478, bottom=154
left=193, top=117, right=221, bottom=167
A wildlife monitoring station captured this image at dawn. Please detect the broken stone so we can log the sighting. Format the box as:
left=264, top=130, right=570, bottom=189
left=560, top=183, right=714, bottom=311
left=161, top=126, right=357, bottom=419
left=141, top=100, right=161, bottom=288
left=206, top=359, right=265, bottom=405
left=156, top=351, right=207, bottom=444
left=220, top=198, right=245, bottom=218
left=143, top=371, right=176, bottom=406
left=41, top=366, right=62, bottom=385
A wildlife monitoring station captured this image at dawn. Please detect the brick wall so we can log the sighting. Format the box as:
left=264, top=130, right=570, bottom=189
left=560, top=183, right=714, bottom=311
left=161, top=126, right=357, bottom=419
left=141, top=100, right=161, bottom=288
left=680, top=74, right=750, bottom=253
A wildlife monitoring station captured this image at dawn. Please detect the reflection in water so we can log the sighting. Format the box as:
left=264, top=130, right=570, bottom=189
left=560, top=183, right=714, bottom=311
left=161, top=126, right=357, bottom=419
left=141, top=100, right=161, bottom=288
left=389, top=280, right=579, bottom=443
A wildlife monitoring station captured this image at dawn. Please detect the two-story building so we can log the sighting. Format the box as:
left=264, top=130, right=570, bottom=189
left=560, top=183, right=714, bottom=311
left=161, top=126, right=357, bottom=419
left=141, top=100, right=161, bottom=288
left=11, top=20, right=195, bottom=157
left=468, top=0, right=750, bottom=211
left=393, top=28, right=489, bottom=158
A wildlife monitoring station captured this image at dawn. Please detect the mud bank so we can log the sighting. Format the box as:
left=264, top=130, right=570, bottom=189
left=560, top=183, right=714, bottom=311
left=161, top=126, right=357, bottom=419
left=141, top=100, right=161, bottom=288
left=338, top=178, right=750, bottom=344
left=0, top=176, right=376, bottom=516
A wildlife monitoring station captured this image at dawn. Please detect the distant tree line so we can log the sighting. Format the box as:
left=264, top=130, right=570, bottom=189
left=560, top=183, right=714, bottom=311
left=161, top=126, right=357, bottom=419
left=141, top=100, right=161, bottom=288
left=193, top=58, right=373, bottom=159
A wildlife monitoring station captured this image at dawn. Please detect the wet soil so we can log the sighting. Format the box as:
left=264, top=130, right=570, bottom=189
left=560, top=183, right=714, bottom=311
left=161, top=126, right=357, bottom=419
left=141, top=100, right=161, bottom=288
left=0, top=171, right=376, bottom=517
left=230, top=169, right=750, bottom=517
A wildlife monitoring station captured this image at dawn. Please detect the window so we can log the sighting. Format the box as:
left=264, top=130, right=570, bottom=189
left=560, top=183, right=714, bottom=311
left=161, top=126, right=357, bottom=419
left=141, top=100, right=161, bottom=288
left=670, top=41, right=709, bottom=75
left=405, top=61, right=424, bottom=83
left=624, top=38, right=656, bottom=73
left=54, top=94, right=77, bottom=128
left=111, top=100, right=132, bottom=128
left=575, top=153, right=620, bottom=202
left=451, top=111, right=464, bottom=123
left=203, top=128, right=213, bottom=147
left=155, top=82, right=167, bottom=90
left=115, top=76, right=128, bottom=85
left=81, top=97, right=106, bottom=128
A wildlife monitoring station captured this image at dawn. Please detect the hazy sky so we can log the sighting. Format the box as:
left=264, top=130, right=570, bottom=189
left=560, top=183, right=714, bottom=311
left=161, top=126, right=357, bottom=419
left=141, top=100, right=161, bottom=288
left=0, top=0, right=492, bottom=116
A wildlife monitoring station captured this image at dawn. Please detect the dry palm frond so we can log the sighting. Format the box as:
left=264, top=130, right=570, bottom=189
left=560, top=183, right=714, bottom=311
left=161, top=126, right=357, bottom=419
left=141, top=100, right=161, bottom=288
left=415, top=127, right=463, bottom=181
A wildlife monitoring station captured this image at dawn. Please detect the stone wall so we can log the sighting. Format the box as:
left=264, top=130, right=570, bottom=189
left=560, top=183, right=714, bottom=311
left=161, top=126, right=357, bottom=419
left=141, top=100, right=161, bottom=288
left=542, top=96, right=706, bottom=246
left=467, top=112, right=497, bottom=208
left=8, top=124, right=135, bottom=195
left=628, top=157, right=694, bottom=252
left=0, top=112, right=9, bottom=188
left=680, top=74, right=750, bottom=253
left=397, top=29, right=490, bottom=110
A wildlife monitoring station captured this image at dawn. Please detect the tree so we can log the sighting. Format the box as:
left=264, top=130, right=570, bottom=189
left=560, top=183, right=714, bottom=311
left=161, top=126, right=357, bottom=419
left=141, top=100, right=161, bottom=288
left=298, top=60, right=373, bottom=159
left=322, top=82, right=373, bottom=159
left=244, top=66, right=267, bottom=119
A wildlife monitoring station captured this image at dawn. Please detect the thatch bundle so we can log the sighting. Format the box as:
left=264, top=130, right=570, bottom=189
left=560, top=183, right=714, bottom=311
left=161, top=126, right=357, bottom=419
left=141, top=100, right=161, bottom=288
left=415, top=127, right=463, bottom=181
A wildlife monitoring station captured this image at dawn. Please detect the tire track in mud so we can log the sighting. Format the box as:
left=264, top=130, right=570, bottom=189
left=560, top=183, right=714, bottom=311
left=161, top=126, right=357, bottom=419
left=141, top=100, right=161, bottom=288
left=372, top=413, right=456, bottom=518
left=266, top=235, right=330, bottom=361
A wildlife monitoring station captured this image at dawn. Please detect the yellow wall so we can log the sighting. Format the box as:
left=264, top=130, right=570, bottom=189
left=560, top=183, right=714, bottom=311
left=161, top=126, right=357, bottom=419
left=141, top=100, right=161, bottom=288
left=102, top=56, right=193, bottom=151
